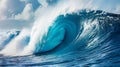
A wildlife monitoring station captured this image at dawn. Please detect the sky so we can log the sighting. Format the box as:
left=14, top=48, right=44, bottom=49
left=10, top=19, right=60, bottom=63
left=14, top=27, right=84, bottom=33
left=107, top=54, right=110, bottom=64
left=0, top=0, right=120, bottom=30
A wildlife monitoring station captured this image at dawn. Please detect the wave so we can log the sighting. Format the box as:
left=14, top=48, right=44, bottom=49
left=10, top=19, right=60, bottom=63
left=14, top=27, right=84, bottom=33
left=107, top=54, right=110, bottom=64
left=0, top=9, right=120, bottom=66
left=33, top=10, right=120, bottom=55
left=0, top=31, right=20, bottom=50
left=1, top=9, right=120, bottom=57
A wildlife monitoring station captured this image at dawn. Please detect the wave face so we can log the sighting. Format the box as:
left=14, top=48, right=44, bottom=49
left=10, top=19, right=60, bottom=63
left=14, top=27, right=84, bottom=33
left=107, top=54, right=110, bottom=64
left=0, top=10, right=120, bottom=66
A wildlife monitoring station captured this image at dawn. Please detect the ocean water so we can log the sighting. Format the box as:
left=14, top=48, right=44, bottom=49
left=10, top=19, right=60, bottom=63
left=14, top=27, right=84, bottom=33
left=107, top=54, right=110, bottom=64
left=0, top=10, right=120, bottom=67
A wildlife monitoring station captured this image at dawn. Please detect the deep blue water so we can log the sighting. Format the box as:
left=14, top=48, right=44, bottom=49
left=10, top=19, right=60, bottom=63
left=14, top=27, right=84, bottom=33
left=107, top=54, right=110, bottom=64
left=0, top=10, right=120, bottom=67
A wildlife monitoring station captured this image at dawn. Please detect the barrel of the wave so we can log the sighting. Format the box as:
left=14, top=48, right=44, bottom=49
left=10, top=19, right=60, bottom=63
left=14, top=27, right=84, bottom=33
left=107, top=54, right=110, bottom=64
left=34, top=14, right=83, bottom=54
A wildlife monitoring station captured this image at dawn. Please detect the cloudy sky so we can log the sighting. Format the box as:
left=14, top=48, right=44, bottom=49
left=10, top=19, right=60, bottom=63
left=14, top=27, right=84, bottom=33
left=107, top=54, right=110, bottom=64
left=0, top=0, right=120, bottom=30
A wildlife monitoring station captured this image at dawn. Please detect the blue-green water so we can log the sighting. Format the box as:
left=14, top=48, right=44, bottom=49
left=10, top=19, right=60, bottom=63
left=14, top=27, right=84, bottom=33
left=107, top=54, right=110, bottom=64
left=0, top=10, right=120, bottom=67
